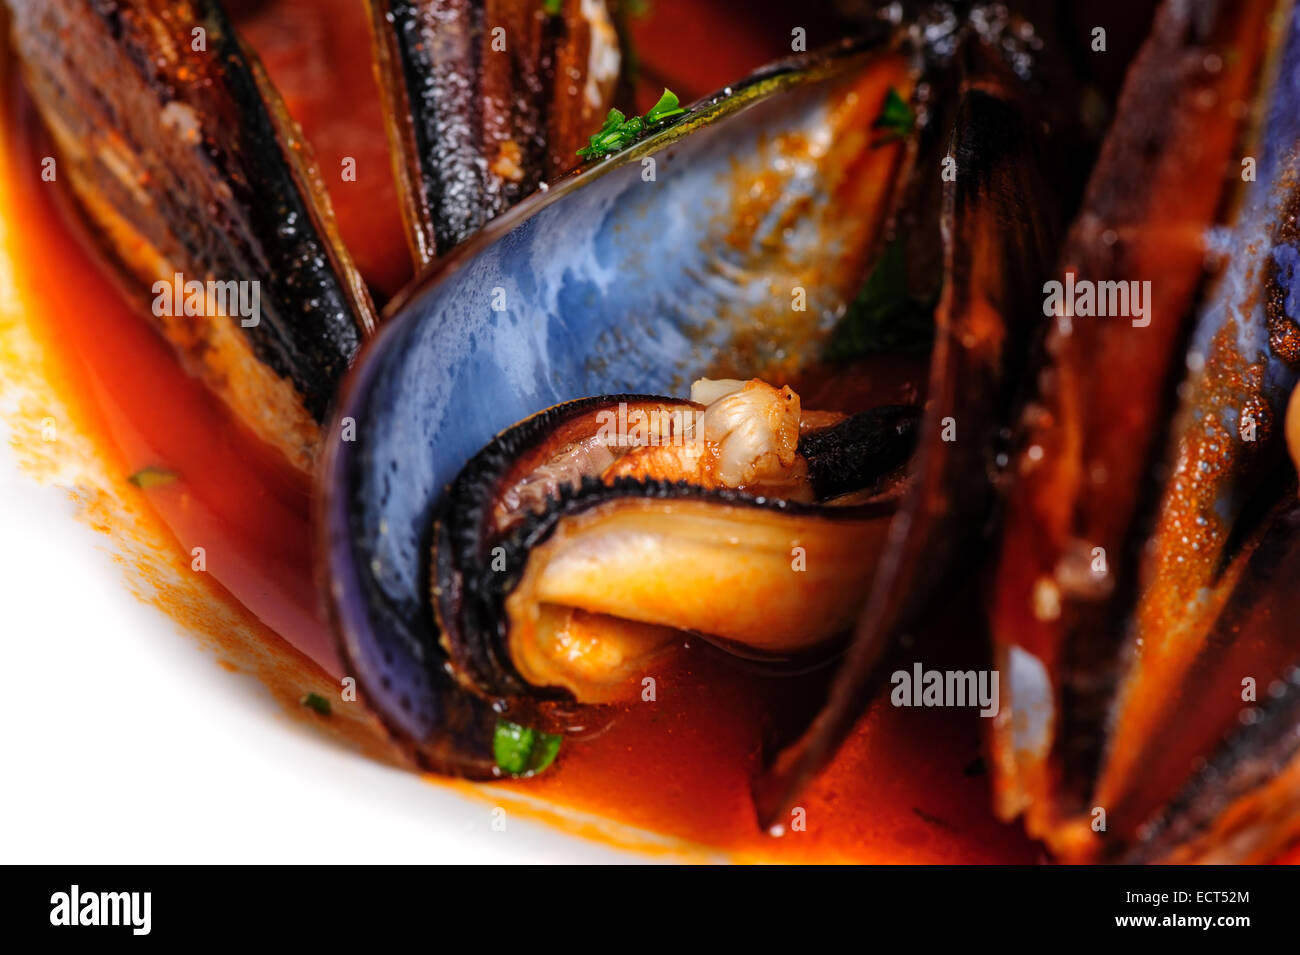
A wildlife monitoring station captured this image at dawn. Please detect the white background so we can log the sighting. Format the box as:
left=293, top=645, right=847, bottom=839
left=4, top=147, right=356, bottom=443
left=0, top=444, right=633, bottom=864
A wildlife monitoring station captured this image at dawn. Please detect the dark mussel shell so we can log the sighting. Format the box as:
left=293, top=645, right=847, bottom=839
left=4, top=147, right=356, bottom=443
left=321, top=32, right=925, bottom=776
left=368, top=0, right=621, bottom=265
left=11, top=0, right=377, bottom=473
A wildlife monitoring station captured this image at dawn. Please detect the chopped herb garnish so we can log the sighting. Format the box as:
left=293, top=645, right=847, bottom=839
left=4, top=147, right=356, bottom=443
left=576, top=88, right=687, bottom=161
left=642, top=88, right=685, bottom=125
left=493, top=718, right=562, bottom=776
left=579, top=108, right=636, bottom=160
left=127, top=466, right=178, bottom=489
left=872, top=87, right=915, bottom=142
left=824, top=238, right=936, bottom=363
left=542, top=0, right=562, bottom=15
left=301, top=692, right=332, bottom=716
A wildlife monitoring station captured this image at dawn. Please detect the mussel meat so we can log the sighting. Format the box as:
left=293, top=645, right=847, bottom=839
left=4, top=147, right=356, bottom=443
left=433, top=380, right=917, bottom=708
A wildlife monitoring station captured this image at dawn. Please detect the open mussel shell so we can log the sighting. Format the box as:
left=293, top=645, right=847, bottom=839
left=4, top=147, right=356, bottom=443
left=320, top=32, right=927, bottom=775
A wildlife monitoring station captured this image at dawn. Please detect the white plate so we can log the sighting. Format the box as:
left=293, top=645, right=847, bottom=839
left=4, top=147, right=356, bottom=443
left=0, top=435, right=644, bottom=864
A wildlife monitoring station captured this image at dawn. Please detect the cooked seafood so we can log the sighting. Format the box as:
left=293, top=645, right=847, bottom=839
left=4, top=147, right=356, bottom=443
left=322, top=27, right=925, bottom=776
left=433, top=379, right=917, bottom=707
left=12, top=0, right=1300, bottom=864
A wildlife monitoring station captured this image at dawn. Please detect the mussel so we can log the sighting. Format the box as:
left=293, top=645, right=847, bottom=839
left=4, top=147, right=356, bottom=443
left=320, top=7, right=1070, bottom=794
left=433, top=382, right=918, bottom=709
left=321, top=20, right=934, bottom=774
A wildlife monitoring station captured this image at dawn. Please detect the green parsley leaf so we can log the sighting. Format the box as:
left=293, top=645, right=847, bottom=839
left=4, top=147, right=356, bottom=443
left=576, top=88, right=687, bottom=161
left=127, top=466, right=178, bottom=489
left=493, top=718, right=562, bottom=776
left=643, top=88, right=685, bottom=125
left=301, top=692, right=332, bottom=716
left=824, top=238, right=936, bottom=362
left=872, top=87, right=915, bottom=142
left=542, top=0, right=562, bottom=16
